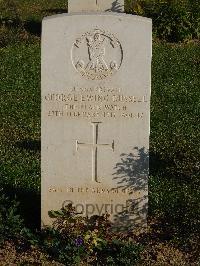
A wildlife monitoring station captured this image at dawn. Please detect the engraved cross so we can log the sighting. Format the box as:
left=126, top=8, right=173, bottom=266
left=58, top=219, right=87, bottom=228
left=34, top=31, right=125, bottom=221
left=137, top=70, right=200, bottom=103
left=76, top=122, right=114, bottom=183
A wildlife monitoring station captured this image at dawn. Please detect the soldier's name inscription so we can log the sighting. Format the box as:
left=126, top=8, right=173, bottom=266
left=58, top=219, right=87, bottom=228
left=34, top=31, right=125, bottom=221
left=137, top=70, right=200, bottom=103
left=44, top=87, right=148, bottom=119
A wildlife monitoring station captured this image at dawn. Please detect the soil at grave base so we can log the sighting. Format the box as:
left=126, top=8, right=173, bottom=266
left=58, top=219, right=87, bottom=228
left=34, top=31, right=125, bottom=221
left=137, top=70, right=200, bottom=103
left=134, top=218, right=200, bottom=266
left=139, top=243, right=194, bottom=266
left=0, top=241, right=64, bottom=266
left=0, top=241, right=197, bottom=266
left=0, top=226, right=199, bottom=266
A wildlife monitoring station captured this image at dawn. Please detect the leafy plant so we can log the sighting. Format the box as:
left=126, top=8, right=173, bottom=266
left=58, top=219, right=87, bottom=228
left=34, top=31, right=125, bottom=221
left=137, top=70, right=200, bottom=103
left=125, top=0, right=200, bottom=42
left=46, top=204, right=142, bottom=265
left=0, top=191, right=24, bottom=243
left=49, top=204, right=111, bottom=253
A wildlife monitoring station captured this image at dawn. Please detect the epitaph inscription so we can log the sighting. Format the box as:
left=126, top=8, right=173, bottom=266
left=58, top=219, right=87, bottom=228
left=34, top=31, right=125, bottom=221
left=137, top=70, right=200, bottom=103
left=72, top=29, right=123, bottom=80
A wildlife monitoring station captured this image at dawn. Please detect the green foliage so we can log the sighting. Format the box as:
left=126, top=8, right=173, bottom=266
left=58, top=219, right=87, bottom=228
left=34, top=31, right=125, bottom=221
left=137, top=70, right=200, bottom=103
left=0, top=192, right=24, bottom=243
left=23, top=226, right=84, bottom=265
left=100, top=239, right=142, bottom=265
left=0, top=0, right=67, bottom=47
left=0, top=0, right=20, bottom=22
left=0, top=0, right=67, bottom=21
left=21, top=205, right=142, bottom=265
left=49, top=204, right=111, bottom=259
left=125, top=0, right=200, bottom=42
left=0, top=0, right=22, bottom=47
left=47, top=205, right=141, bottom=265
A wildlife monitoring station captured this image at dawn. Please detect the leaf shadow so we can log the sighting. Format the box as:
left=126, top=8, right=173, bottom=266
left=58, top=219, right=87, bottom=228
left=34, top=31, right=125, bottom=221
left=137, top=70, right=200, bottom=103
left=112, top=147, right=149, bottom=231
left=105, top=0, right=124, bottom=12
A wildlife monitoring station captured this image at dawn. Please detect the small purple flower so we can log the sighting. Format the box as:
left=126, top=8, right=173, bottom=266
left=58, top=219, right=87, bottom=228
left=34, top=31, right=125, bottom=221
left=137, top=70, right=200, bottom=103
left=74, top=236, right=84, bottom=247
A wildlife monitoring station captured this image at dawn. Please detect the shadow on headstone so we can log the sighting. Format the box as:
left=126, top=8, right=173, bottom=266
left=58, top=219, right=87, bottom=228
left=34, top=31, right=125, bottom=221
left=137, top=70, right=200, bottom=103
left=105, top=0, right=123, bottom=12
left=112, top=147, right=149, bottom=231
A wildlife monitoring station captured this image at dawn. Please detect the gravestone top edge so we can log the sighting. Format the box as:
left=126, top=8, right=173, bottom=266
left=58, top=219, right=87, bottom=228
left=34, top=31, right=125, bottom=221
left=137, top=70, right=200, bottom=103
left=42, top=13, right=152, bottom=23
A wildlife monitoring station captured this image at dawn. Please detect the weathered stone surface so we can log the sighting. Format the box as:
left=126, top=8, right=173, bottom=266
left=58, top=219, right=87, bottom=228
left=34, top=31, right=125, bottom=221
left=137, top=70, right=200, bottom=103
left=41, top=13, right=152, bottom=231
left=68, top=0, right=124, bottom=13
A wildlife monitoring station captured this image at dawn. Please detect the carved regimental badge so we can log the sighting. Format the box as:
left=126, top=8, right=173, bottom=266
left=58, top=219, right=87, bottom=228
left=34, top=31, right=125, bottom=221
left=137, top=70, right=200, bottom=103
left=72, top=28, right=123, bottom=80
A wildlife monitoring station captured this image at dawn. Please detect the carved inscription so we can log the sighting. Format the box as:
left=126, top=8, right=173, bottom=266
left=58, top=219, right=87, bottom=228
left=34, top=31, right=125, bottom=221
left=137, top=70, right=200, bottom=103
left=76, top=122, right=114, bottom=183
left=49, top=186, right=135, bottom=194
left=72, top=29, right=123, bottom=80
left=44, top=87, right=148, bottom=120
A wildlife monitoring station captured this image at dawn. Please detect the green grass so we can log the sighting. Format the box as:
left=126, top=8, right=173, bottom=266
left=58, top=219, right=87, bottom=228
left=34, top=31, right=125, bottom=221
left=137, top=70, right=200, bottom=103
left=0, top=0, right=67, bottom=21
left=0, top=44, right=40, bottom=191
left=1, top=41, right=199, bottom=237
left=151, top=43, right=200, bottom=181
left=149, top=43, right=200, bottom=241
left=0, top=0, right=67, bottom=47
left=0, top=44, right=41, bottom=226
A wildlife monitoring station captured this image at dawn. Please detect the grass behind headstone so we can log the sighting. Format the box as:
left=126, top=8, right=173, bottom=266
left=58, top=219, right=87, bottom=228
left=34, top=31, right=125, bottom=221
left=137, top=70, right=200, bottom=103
left=0, top=44, right=41, bottom=227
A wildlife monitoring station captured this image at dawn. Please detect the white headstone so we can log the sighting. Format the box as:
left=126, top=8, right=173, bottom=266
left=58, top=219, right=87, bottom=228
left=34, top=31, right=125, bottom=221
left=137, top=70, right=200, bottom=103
left=41, top=2, right=151, bottom=231
left=68, top=0, right=124, bottom=13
